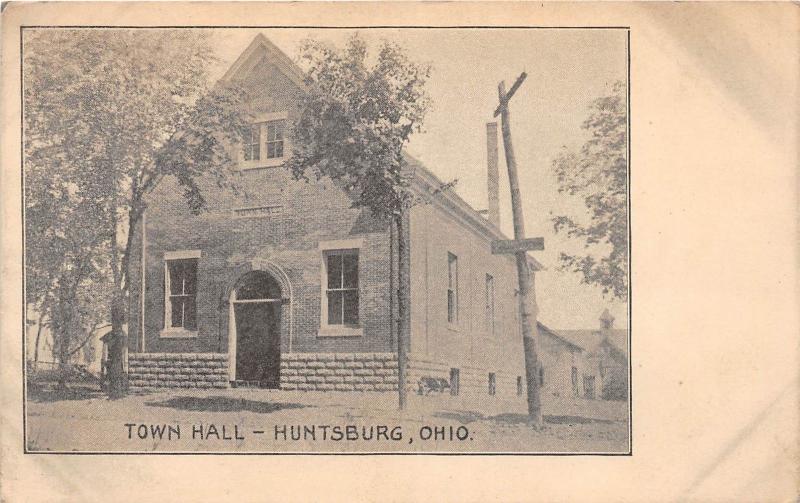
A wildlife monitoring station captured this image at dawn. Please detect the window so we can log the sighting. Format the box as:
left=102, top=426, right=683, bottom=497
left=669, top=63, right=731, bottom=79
left=165, top=258, right=198, bottom=331
left=539, top=367, right=545, bottom=387
left=447, top=252, right=458, bottom=324
left=571, top=366, right=579, bottom=397
left=485, top=273, right=495, bottom=335
left=450, top=368, right=460, bottom=396
left=243, top=124, right=261, bottom=161
left=516, top=376, right=523, bottom=396
left=265, top=119, right=285, bottom=159
left=325, top=250, right=359, bottom=326
left=240, top=113, right=288, bottom=169
left=488, top=373, right=496, bottom=396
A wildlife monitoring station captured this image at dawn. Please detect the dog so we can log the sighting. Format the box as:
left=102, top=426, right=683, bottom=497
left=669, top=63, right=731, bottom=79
left=417, top=376, right=451, bottom=395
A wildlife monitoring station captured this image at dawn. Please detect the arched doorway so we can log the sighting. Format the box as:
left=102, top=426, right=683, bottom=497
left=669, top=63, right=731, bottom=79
left=230, top=271, right=282, bottom=388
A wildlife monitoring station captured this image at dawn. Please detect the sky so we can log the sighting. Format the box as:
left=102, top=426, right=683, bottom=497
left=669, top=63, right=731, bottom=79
left=207, top=28, right=628, bottom=330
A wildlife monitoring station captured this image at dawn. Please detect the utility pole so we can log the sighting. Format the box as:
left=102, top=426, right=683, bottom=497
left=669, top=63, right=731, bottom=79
left=492, top=72, right=544, bottom=427
left=394, top=213, right=410, bottom=410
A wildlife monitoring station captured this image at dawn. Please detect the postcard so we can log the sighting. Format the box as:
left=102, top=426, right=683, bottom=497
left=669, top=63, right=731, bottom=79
left=1, top=2, right=797, bottom=501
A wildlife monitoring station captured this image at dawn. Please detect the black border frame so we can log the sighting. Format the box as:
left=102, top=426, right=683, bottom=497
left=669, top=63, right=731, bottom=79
left=20, top=25, right=632, bottom=456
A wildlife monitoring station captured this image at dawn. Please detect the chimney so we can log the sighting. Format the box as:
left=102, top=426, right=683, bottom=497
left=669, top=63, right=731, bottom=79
left=486, top=122, right=500, bottom=228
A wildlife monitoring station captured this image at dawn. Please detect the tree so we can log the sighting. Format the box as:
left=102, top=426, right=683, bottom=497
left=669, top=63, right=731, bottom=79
left=24, top=138, right=112, bottom=386
left=287, top=35, right=435, bottom=409
left=551, top=81, right=628, bottom=300
left=24, top=29, right=249, bottom=397
left=48, top=253, right=112, bottom=389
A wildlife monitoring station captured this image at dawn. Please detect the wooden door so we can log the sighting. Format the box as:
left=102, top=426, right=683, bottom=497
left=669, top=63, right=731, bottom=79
left=583, top=375, right=596, bottom=399
left=234, top=302, right=281, bottom=387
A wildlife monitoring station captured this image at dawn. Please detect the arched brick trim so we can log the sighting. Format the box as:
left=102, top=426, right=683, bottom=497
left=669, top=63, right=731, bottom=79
left=224, top=260, right=294, bottom=383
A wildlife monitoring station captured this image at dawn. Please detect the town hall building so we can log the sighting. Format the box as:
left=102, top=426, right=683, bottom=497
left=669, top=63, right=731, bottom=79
left=126, top=34, right=541, bottom=398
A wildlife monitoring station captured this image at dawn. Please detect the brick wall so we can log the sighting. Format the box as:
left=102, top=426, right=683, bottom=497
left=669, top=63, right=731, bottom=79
left=129, top=171, right=393, bottom=356
left=126, top=47, right=394, bottom=361
left=125, top=37, right=529, bottom=397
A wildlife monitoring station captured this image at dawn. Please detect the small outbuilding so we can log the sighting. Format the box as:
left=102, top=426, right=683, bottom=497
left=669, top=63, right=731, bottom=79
left=542, top=310, right=629, bottom=401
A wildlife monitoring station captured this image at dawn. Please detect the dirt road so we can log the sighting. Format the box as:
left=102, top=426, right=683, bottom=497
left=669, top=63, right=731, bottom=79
left=26, top=387, right=629, bottom=453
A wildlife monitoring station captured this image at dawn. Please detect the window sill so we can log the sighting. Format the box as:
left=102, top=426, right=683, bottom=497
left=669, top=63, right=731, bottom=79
left=317, top=326, right=363, bottom=338
left=238, top=158, right=286, bottom=171
left=446, top=323, right=460, bottom=333
left=159, top=328, right=198, bottom=339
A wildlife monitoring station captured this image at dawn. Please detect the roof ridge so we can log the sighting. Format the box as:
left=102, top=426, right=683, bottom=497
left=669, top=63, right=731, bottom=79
left=220, top=33, right=307, bottom=88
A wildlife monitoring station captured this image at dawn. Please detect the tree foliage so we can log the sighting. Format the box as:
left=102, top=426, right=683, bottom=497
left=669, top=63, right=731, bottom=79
left=24, top=29, right=249, bottom=391
left=24, top=161, right=112, bottom=373
left=551, top=81, right=628, bottom=300
left=286, top=35, right=434, bottom=410
left=286, top=35, right=432, bottom=219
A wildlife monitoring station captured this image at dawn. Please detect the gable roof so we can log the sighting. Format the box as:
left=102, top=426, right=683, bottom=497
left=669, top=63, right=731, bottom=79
left=555, top=329, right=628, bottom=359
left=221, top=34, right=545, bottom=271
left=536, top=322, right=583, bottom=352
left=406, top=153, right=545, bottom=271
left=220, top=33, right=307, bottom=88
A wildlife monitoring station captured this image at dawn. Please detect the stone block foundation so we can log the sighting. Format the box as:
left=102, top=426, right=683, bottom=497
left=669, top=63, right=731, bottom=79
left=280, top=352, right=398, bottom=392
left=128, top=353, right=229, bottom=389
left=126, top=351, right=523, bottom=397
left=127, top=352, right=400, bottom=391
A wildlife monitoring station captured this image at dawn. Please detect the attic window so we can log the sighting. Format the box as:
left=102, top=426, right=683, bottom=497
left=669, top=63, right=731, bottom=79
left=266, top=120, right=285, bottom=159
left=240, top=112, right=289, bottom=169
left=244, top=124, right=261, bottom=161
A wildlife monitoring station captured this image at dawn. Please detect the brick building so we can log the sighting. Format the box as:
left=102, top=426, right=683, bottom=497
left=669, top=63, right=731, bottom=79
left=126, top=34, right=538, bottom=397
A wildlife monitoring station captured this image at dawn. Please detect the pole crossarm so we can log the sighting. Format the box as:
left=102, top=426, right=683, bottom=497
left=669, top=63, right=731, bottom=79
left=491, top=237, right=544, bottom=255
left=493, top=71, right=528, bottom=117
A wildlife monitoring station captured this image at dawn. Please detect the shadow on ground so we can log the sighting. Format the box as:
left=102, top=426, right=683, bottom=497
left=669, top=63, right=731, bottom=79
left=435, top=410, right=615, bottom=426
left=145, top=395, right=309, bottom=414
left=26, top=383, right=105, bottom=402
left=545, top=415, right=615, bottom=425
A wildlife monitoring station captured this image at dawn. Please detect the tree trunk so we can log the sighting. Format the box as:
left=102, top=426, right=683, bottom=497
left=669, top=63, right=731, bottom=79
left=56, top=302, right=72, bottom=392
left=106, top=292, right=126, bottom=398
left=395, top=212, right=411, bottom=410
left=56, top=335, right=69, bottom=391
left=107, top=213, right=127, bottom=399
left=33, top=315, right=43, bottom=372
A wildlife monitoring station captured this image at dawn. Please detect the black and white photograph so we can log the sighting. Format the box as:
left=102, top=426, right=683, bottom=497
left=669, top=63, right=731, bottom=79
left=22, top=25, right=630, bottom=454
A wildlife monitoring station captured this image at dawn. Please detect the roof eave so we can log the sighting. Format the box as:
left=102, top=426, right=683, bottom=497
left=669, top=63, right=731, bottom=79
left=536, top=322, right=584, bottom=352
left=220, top=33, right=308, bottom=90
left=221, top=35, right=546, bottom=270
